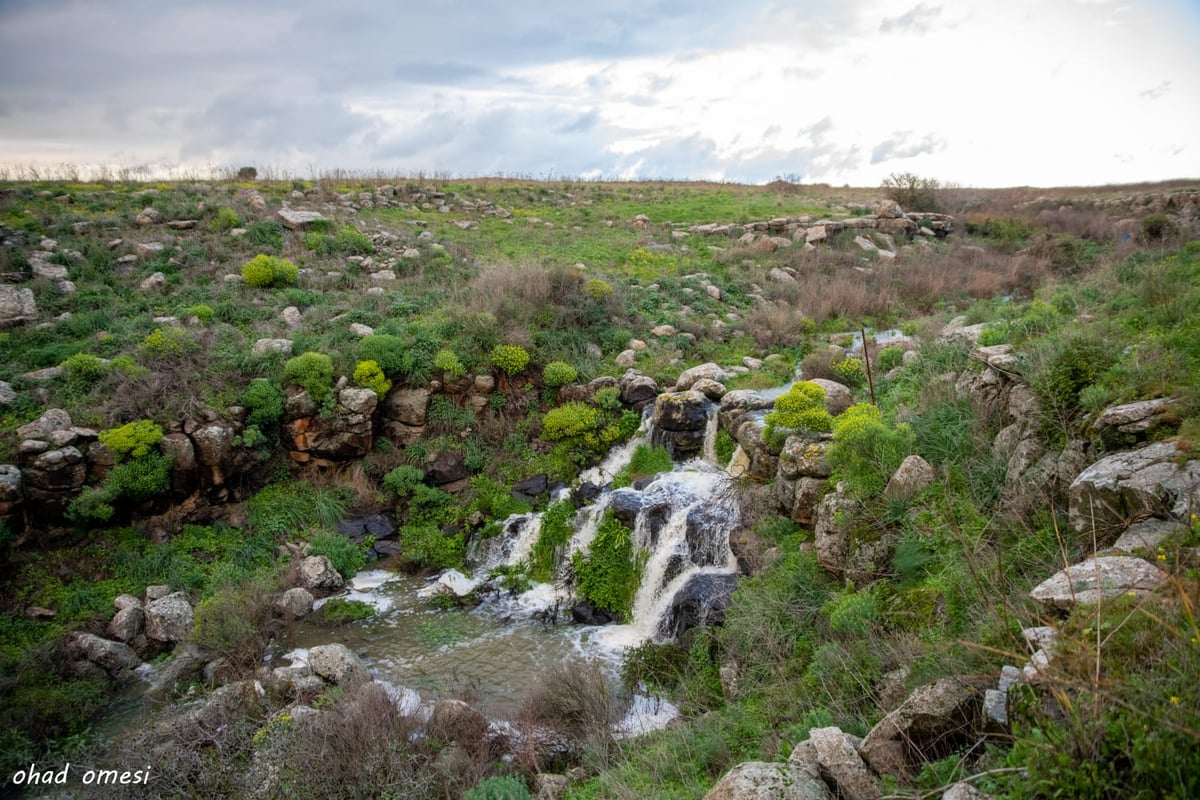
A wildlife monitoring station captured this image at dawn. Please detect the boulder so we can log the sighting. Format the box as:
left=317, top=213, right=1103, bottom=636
left=134, top=207, right=163, bottom=225
left=0, top=464, right=23, bottom=521
left=652, top=390, right=712, bottom=459
left=192, top=422, right=236, bottom=487
left=275, top=587, right=315, bottom=618
left=385, top=387, right=431, bottom=427
left=307, top=643, right=370, bottom=685
left=298, top=555, right=345, bottom=591
left=691, top=378, right=727, bottom=401
left=0, top=286, right=37, bottom=327
left=859, top=677, right=983, bottom=779
left=659, top=572, right=739, bottom=640
left=703, top=762, right=831, bottom=800
left=789, top=726, right=879, bottom=800
left=814, top=484, right=858, bottom=573
left=620, top=374, right=659, bottom=409
left=277, top=208, right=325, bottom=230
left=67, top=632, right=141, bottom=676
left=0, top=380, right=16, bottom=404
left=719, top=390, right=774, bottom=435
left=778, top=436, right=831, bottom=480
left=1029, top=556, right=1169, bottom=610
left=807, top=379, right=853, bottom=416
left=144, top=592, right=194, bottom=642
left=416, top=569, right=478, bottom=599
left=1112, top=518, right=1186, bottom=553
left=425, top=451, right=467, bottom=486
left=22, top=447, right=87, bottom=511
left=107, top=605, right=145, bottom=643
left=1068, top=442, right=1200, bottom=544
left=884, top=455, right=935, bottom=500
left=873, top=199, right=904, bottom=219
left=144, top=643, right=207, bottom=700
left=1092, top=397, right=1174, bottom=435
left=252, top=338, right=293, bottom=355
left=17, top=408, right=73, bottom=441
left=674, top=362, right=726, bottom=391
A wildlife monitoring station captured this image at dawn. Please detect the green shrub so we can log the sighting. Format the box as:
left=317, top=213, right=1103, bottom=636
left=383, top=465, right=426, bottom=499
left=583, top=278, right=613, bottom=300
left=1027, top=335, right=1115, bottom=441
left=614, top=443, right=674, bottom=488
left=826, top=403, right=914, bottom=497
left=832, top=357, right=866, bottom=387
left=335, top=225, right=374, bottom=254
left=353, top=359, right=391, bottom=399
left=542, top=402, right=600, bottom=441
left=241, top=378, right=285, bottom=430
left=185, top=303, right=215, bottom=322
left=530, top=500, right=575, bottom=582
left=593, top=385, right=622, bottom=410
left=247, top=482, right=350, bottom=537
left=1139, top=212, right=1177, bottom=243
left=398, top=524, right=464, bottom=569
left=490, top=343, right=530, bottom=376
left=463, top=775, right=531, bottom=800
left=99, top=420, right=164, bottom=460
left=284, top=351, right=335, bottom=402
left=209, top=206, right=241, bottom=232
left=876, top=347, right=904, bottom=372
left=572, top=512, right=640, bottom=621
left=764, top=381, right=832, bottom=445
left=306, top=531, right=368, bottom=580
left=105, top=452, right=171, bottom=501
left=358, top=334, right=407, bottom=376
left=60, top=352, right=107, bottom=385
left=467, top=475, right=531, bottom=522
left=241, top=254, right=298, bottom=288
left=542, top=360, right=578, bottom=388
left=245, top=221, right=284, bottom=249
left=434, top=348, right=466, bottom=379
left=190, top=575, right=275, bottom=664
left=140, top=326, right=191, bottom=358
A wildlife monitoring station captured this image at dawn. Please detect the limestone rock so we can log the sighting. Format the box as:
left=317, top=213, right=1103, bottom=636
left=281, top=306, right=302, bottom=327
left=884, top=455, right=935, bottom=500
left=144, top=643, right=207, bottom=700
left=144, top=592, right=195, bottom=642
left=134, top=207, right=163, bottom=225
left=384, top=387, right=430, bottom=427
left=277, top=208, right=325, bottom=230
left=703, top=762, right=831, bottom=800
left=675, top=362, right=726, bottom=391
left=814, top=484, right=857, bottom=573
left=790, top=726, right=880, bottom=800
left=1068, top=441, right=1200, bottom=544
left=107, top=605, right=145, bottom=643
left=859, top=677, right=983, bottom=779
left=252, top=338, right=293, bottom=355
left=275, top=587, right=315, bottom=618
left=17, top=408, right=73, bottom=441
left=67, top=632, right=141, bottom=675
left=615, top=349, right=637, bottom=368
left=768, top=267, right=798, bottom=285
left=620, top=374, right=659, bottom=409
left=779, top=436, right=831, bottom=480
left=298, top=555, right=345, bottom=591
left=1092, top=397, right=1174, bottom=435
left=807, top=379, right=853, bottom=416
left=1029, top=556, right=1169, bottom=610
left=691, top=378, right=727, bottom=401
left=0, top=380, right=16, bottom=404
left=307, top=643, right=370, bottom=685
left=1112, top=518, right=1186, bottom=553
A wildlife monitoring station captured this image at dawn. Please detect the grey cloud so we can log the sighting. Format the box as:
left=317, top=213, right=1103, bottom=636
left=557, top=110, right=601, bottom=134
left=879, top=4, right=942, bottom=33
left=1140, top=81, right=1171, bottom=99
left=870, top=131, right=945, bottom=164
left=393, top=62, right=495, bottom=86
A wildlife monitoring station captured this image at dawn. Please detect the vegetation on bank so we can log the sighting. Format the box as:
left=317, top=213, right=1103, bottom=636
left=0, top=175, right=1197, bottom=797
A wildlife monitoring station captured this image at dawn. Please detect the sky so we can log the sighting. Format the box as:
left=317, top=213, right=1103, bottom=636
left=0, top=0, right=1197, bottom=187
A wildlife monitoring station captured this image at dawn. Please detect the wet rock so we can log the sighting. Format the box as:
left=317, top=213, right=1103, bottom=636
left=1029, top=556, right=1169, bottom=610
left=307, top=643, right=370, bottom=685
left=145, top=592, right=194, bottom=642
left=859, top=677, right=983, bottom=780
left=652, top=390, right=711, bottom=459
left=337, top=511, right=397, bottom=543
left=674, top=362, right=726, bottom=391
left=1068, top=441, right=1200, bottom=545
left=275, top=587, right=314, bottom=618
left=703, top=762, right=831, bottom=800
left=417, top=569, right=478, bottom=598
left=884, top=455, right=935, bottom=500
left=660, top=572, right=738, bottom=640
left=298, top=555, right=345, bottom=591
left=571, top=601, right=617, bottom=626
left=512, top=473, right=550, bottom=503
left=620, top=373, right=659, bottom=409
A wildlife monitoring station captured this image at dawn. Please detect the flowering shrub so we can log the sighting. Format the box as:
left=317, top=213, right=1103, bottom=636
left=541, top=402, right=599, bottom=440
left=542, top=361, right=578, bottom=388
left=490, top=343, right=530, bottom=376
left=99, top=420, right=164, bottom=461
left=353, top=359, right=391, bottom=399
left=832, top=357, right=866, bottom=388
left=284, top=351, right=334, bottom=402
left=583, top=278, right=613, bottom=300
left=434, top=348, right=466, bottom=379
left=764, top=381, right=832, bottom=445
left=826, top=403, right=914, bottom=496
left=241, top=254, right=298, bottom=288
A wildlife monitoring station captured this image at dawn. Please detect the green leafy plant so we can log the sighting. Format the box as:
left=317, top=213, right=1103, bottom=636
left=284, top=351, right=335, bottom=403
left=185, top=303, right=215, bottom=322
left=490, top=343, right=530, bottom=376
left=60, top=352, right=107, bottom=386
left=353, top=359, right=392, bottom=399
left=530, top=500, right=575, bottom=582
left=209, top=207, right=241, bottom=232
left=434, top=348, right=466, bottom=379
left=764, top=381, right=832, bottom=447
left=542, top=402, right=600, bottom=441
left=832, top=357, right=866, bottom=388
left=306, top=531, right=368, bottom=580
left=876, top=347, right=904, bottom=372
left=140, top=326, right=191, bottom=358
left=572, top=511, right=641, bottom=621
left=241, top=378, right=285, bottom=430
left=826, top=402, right=914, bottom=496
left=318, top=597, right=375, bottom=625
left=583, top=278, right=613, bottom=300
left=542, top=360, right=578, bottom=388
left=241, top=254, right=298, bottom=288
left=462, top=775, right=531, bottom=800
left=398, top=524, right=464, bottom=569
left=99, top=420, right=164, bottom=460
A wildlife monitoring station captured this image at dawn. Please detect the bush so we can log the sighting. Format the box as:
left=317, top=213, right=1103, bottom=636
left=306, top=531, right=368, bottom=580
left=530, top=500, right=575, bottom=582
left=383, top=465, right=426, bottom=499
left=583, top=278, right=613, bottom=300
left=105, top=452, right=171, bottom=501
left=353, top=359, right=392, bottom=399
left=185, top=303, right=215, bottom=322
left=335, top=225, right=374, bottom=254
left=99, top=420, right=164, bottom=460
left=140, top=326, right=191, bottom=358
left=398, top=524, right=464, bottom=570
left=832, top=357, right=866, bottom=388
left=358, top=334, right=408, bottom=376
left=209, top=207, right=241, bottom=232
left=876, top=347, right=904, bottom=372
left=826, top=403, right=914, bottom=497
left=542, top=402, right=600, bottom=441
left=236, top=166, right=257, bottom=180
left=190, top=576, right=275, bottom=665
left=463, top=775, right=531, bottom=800
left=61, top=352, right=107, bottom=385
left=241, top=254, right=298, bottom=288
left=241, top=378, right=285, bottom=430
left=1139, top=212, right=1177, bottom=242
left=764, top=381, right=832, bottom=444
left=247, top=482, right=349, bottom=536
left=1027, top=335, right=1115, bottom=441
left=881, top=172, right=940, bottom=212
left=434, top=348, right=466, bottom=379
left=284, top=351, right=335, bottom=403
left=490, top=343, right=530, bottom=376
left=572, top=512, right=640, bottom=621
left=318, top=598, right=375, bottom=625
left=542, top=360, right=578, bottom=388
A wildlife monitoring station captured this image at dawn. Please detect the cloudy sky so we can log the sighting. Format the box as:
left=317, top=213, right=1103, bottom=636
left=1, top=0, right=1197, bottom=186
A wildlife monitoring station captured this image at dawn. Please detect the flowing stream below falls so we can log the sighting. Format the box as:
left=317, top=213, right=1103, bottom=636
left=275, top=410, right=742, bottom=734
